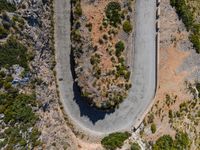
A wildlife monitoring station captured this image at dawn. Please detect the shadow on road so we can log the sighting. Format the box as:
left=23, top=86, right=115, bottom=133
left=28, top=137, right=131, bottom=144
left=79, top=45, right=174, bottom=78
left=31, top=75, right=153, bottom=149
left=70, top=50, right=114, bottom=124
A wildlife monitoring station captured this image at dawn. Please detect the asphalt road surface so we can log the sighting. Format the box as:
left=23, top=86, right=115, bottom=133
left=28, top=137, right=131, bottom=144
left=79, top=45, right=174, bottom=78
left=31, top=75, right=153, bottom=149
left=54, top=0, right=157, bottom=136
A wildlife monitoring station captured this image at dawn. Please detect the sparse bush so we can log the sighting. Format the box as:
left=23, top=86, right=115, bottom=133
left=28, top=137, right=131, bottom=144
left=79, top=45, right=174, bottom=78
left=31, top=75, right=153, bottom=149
left=103, top=34, right=108, bottom=40
left=86, top=22, right=92, bottom=32
left=99, top=38, right=104, bottom=44
left=147, top=113, right=154, bottom=124
left=168, top=109, right=173, bottom=119
left=90, top=53, right=101, bottom=65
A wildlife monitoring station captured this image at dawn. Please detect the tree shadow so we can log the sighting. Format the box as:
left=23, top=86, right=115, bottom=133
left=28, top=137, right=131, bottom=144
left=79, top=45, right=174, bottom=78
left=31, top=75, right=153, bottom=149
left=70, top=50, right=114, bottom=124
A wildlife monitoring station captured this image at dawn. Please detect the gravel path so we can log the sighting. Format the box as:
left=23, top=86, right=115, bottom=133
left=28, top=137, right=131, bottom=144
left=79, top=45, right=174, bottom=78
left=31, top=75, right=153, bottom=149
left=54, top=0, right=157, bottom=136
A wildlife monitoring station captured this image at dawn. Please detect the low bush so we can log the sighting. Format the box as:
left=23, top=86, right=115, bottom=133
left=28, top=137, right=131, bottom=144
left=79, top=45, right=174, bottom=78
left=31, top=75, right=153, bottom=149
left=0, top=0, right=16, bottom=13
left=123, top=20, right=133, bottom=33
left=0, top=37, right=29, bottom=70
left=153, top=135, right=174, bottom=150
left=189, top=34, right=200, bottom=53
left=115, top=41, right=125, bottom=57
left=101, top=132, right=131, bottom=150
left=151, top=123, right=156, bottom=134
left=0, top=26, right=9, bottom=39
left=131, top=142, right=141, bottom=150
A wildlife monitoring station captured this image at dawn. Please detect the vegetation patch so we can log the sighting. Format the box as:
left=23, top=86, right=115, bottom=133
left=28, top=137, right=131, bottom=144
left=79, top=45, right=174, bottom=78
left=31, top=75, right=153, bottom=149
left=0, top=93, right=41, bottom=149
left=153, top=132, right=190, bottom=150
left=0, top=25, right=9, bottom=39
left=105, top=2, right=122, bottom=26
left=0, top=37, right=29, bottom=70
left=101, top=132, right=131, bottom=150
left=0, top=0, right=16, bottom=13
left=71, top=0, right=134, bottom=109
left=131, top=142, right=141, bottom=150
left=170, top=0, right=200, bottom=53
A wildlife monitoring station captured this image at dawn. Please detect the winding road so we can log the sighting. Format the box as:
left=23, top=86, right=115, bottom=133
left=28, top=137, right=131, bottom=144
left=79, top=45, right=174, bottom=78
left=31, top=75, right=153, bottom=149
left=54, top=0, right=157, bottom=136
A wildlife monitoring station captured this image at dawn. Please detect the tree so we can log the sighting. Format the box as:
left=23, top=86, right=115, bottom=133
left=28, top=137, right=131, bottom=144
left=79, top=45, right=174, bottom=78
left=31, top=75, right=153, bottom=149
left=105, top=2, right=121, bottom=26
left=174, top=132, right=190, bottom=150
left=153, top=135, right=174, bottom=150
left=101, top=132, right=131, bottom=150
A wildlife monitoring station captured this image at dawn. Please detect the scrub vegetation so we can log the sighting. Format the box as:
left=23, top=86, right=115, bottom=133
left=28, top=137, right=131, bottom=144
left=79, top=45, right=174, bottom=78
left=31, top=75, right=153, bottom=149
left=101, top=132, right=131, bottom=150
left=71, top=0, right=134, bottom=109
left=153, top=132, right=190, bottom=150
left=0, top=0, right=16, bottom=13
left=170, top=0, right=200, bottom=53
left=0, top=37, right=29, bottom=70
left=0, top=7, right=41, bottom=149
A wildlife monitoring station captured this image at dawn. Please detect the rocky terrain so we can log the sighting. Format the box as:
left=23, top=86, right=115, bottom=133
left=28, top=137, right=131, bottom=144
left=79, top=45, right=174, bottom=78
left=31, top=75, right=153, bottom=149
left=0, top=0, right=199, bottom=149
left=0, top=0, right=79, bottom=149
left=71, top=0, right=134, bottom=109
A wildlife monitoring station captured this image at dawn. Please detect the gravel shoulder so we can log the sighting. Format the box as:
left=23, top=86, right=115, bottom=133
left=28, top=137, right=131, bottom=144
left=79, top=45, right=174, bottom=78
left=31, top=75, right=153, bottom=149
left=54, top=0, right=157, bottom=136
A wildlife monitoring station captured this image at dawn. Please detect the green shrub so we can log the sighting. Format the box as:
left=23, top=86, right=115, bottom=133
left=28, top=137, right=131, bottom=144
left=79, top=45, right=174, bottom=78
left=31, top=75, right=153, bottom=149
left=0, top=93, right=40, bottom=149
left=153, top=135, right=174, bottom=150
left=0, top=37, right=29, bottom=70
left=115, top=41, right=125, bottom=57
left=168, top=109, right=173, bottom=119
left=196, top=82, right=200, bottom=97
left=0, top=26, right=9, bottom=39
left=105, top=2, right=121, bottom=26
left=125, top=71, right=131, bottom=80
left=0, top=0, right=16, bottom=13
left=170, top=0, right=200, bottom=53
left=153, top=132, right=190, bottom=150
left=189, top=34, right=200, bottom=53
left=123, top=20, right=133, bottom=33
left=131, top=142, right=141, bottom=150
left=101, top=132, right=131, bottom=150
left=151, top=123, right=157, bottom=134
left=74, top=3, right=82, bottom=17
left=4, top=82, right=12, bottom=90
left=174, top=132, right=190, bottom=149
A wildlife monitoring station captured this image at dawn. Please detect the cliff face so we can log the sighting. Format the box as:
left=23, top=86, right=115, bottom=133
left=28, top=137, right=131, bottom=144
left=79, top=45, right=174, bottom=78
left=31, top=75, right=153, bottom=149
left=71, top=0, right=135, bottom=109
